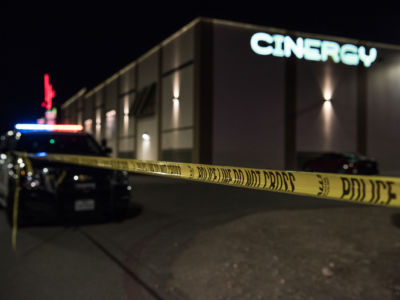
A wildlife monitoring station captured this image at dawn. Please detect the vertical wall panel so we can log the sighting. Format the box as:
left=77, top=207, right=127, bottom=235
left=162, top=65, right=194, bottom=131
left=94, top=90, right=104, bottom=143
left=105, top=79, right=118, bottom=111
left=83, top=95, right=94, bottom=122
left=368, top=50, right=400, bottom=176
left=136, top=51, right=159, bottom=161
left=212, top=23, right=285, bottom=169
left=296, top=62, right=357, bottom=154
left=95, top=89, right=103, bottom=108
left=137, top=117, right=158, bottom=161
left=162, top=27, right=194, bottom=73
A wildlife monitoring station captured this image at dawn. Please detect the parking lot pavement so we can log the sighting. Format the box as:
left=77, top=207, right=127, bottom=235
left=2, top=174, right=399, bottom=299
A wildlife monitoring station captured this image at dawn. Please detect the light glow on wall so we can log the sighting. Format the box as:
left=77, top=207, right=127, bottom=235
left=250, top=32, right=378, bottom=67
left=323, top=89, right=333, bottom=101
left=95, top=108, right=101, bottom=141
left=142, top=133, right=150, bottom=141
left=172, top=98, right=180, bottom=128
left=123, top=96, right=130, bottom=135
left=106, top=110, right=116, bottom=117
left=320, top=64, right=335, bottom=102
left=84, top=119, right=93, bottom=134
left=322, top=76, right=334, bottom=101
left=172, top=72, right=180, bottom=128
left=173, top=72, right=180, bottom=99
left=141, top=133, right=151, bottom=160
left=105, top=110, right=116, bottom=140
left=321, top=100, right=334, bottom=150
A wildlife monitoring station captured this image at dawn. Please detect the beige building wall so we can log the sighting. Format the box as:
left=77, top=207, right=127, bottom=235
left=136, top=51, right=159, bottom=161
left=161, top=26, right=195, bottom=162
left=118, top=64, right=136, bottom=158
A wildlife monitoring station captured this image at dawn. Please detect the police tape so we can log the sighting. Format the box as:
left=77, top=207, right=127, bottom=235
left=18, top=152, right=399, bottom=208
left=11, top=156, right=24, bottom=250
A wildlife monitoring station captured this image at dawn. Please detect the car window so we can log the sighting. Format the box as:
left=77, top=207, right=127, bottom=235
left=15, top=133, right=103, bottom=155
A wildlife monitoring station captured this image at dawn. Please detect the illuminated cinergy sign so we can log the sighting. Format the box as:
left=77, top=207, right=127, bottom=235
left=250, top=32, right=377, bottom=67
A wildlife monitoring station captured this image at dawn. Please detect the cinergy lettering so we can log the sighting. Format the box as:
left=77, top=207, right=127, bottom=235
left=250, top=32, right=377, bottom=67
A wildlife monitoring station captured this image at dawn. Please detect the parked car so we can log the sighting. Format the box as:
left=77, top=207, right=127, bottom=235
left=302, top=152, right=379, bottom=175
left=0, top=124, right=131, bottom=226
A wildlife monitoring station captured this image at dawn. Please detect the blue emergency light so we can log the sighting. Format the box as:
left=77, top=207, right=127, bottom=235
left=14, top=124, right=83, bottom=132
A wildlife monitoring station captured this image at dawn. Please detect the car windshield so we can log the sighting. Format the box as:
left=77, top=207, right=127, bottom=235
left=15, top=132, right=103, bottom=155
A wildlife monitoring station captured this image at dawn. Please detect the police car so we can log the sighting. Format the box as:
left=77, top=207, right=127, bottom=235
left=0, top=124, right=131, bottom=226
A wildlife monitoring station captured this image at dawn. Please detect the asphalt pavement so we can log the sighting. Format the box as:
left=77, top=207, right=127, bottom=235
left=1, top=174, right=399, bottom=299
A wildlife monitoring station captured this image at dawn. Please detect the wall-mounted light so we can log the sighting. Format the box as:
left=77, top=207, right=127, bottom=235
left=124, top=96, right=130, bottom=116
left=320, top=63, right=335, bottom=103
left=322, top=86, right=333, bottom=102
left=173, top=97, right=179, bottom=103
left=106, top=110, right=116, bottom=117
left=142, top=133, right=150, bottom=141
left=323, top=96, right=332, bottom=102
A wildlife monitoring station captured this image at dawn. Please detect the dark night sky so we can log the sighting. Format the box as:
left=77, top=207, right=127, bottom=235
left=2, top=1, right=400, bottom=132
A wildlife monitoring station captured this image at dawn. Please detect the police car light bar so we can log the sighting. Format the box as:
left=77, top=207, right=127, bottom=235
left=15, top=124, right=84, bottom=132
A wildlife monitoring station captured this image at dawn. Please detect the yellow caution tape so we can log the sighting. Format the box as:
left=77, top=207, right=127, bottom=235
left=56, top=171, right=67, bottom=187
left=20, top=153, right=33, bottom=174
left=20, top=152, right=400, bottom=208
left=11, top=155, right=34, bottom=250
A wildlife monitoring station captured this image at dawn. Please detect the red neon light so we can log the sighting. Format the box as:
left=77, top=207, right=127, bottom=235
left=42, top=74, right=56, bottom=111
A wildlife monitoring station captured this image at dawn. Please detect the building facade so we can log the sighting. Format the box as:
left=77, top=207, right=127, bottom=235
left=60, top=18, right=400, bottom=176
